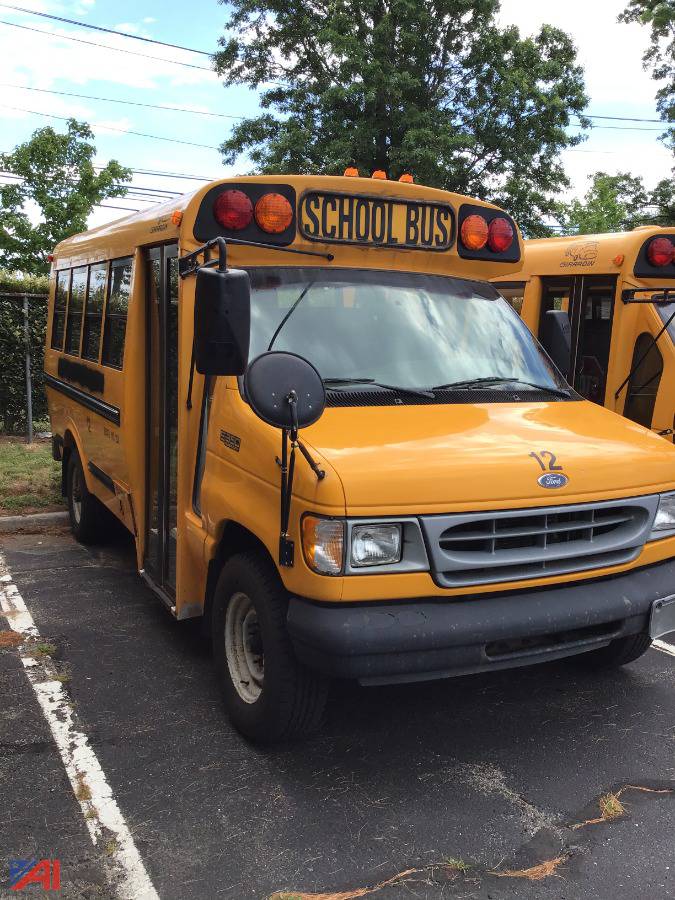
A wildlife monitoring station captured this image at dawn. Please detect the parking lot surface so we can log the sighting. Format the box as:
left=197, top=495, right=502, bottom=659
left=1, top=528, right=674, bottom=899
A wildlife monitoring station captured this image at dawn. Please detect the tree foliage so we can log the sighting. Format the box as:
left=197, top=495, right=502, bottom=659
left=0, top=120, right=131, bottom=275
left=214, top=0, right=589, bottom=234
left=620, top=0, right=675, bottom=150
left=554, top=171, right=674, bottom=235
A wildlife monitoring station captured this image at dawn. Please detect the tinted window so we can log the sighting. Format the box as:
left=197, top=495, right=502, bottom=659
left=623, top=332, right=663, bottom=428
left=82, top=263, right=107, bottom=361
left=51, top=270, right=70, bottom=350
left=65, top=267, right=87, bottom=355
left=102, top=258, right=133, bottom=369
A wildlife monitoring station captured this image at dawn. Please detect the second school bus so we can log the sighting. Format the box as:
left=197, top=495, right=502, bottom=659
left=494, top=227, right=675, bottom=440
left=46, top=175, right=675, bottom=741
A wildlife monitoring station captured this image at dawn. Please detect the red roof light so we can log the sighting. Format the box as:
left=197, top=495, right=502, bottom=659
left=488, top=217, right=514, bottom=253
left=214, top=189, right=253, bottom=231
left=647, top=236, right=674, bottom=267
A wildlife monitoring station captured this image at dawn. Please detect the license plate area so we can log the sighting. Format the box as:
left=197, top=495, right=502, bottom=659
left=649, top=594, right=675, bottom=639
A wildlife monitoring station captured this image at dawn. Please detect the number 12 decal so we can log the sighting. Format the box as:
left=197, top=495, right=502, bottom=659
left=529, top=450, right=563, bottom=472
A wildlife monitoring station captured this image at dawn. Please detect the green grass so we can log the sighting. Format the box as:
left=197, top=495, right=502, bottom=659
left=0, top=438, right=63, bottom=515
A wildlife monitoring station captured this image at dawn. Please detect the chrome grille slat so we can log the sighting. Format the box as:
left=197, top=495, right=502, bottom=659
left=421, top=496, right=659, bottom=588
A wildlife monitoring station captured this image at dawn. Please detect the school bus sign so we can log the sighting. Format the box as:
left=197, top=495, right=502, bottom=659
left=299, top=190, right=454, bottom=250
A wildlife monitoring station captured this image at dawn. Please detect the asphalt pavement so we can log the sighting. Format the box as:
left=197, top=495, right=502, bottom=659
left=1, top=528, right=674, bottom=899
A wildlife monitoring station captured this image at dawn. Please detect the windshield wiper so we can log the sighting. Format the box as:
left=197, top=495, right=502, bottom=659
left=432, top=376, right=571, bottom=397
left=323, top=377, right=435, bottom=399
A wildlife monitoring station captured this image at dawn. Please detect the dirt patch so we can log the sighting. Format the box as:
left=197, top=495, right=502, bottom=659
left=0, top=629, right=22, bottom=648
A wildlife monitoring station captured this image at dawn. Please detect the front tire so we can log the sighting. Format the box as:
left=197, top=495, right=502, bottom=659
left=66, top=451, right=103, bottom=545
left=575, top=633, right=652, bottom=669
left=212, top=551, right=328, bottom=743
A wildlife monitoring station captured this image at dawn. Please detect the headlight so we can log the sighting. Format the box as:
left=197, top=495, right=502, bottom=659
left=301, top=516, right=344, bottom=574
left=651, top=492, right=675, bottom=539
left=350, top=523, right=402, bottom=567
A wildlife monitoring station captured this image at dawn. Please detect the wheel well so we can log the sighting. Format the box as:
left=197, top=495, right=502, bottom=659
left=61, top=430, right=77, bottom=497
left=202, top=522, right=276, bottom=637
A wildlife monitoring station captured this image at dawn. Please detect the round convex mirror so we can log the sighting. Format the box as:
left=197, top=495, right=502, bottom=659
left=244, top=351, right=326, bottom=429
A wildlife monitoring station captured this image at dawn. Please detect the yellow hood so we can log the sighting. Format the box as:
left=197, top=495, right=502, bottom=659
left=303, top=400, right=675, bottom=515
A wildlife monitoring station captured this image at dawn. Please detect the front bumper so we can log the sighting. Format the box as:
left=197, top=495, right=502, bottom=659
left=287, top=557, right=675, bottom=685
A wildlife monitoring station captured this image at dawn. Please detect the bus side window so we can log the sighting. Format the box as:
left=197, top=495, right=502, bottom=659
left=102, top=257, right=133, bottom=369
left=65, top=267, right=87, bottom=356
left=82, top=262, right=108, bottom=362
left=51, top=269, right=70, bottom=350
left=623, top=332, right=664, bottom=429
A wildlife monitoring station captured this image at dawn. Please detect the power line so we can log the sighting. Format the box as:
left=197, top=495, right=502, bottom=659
left=0, top=19, right=214, bottom=72
left=0, top=105, right=221, bottom=150
left=0, top=83, right=246, bottom=121
left=574, top=113, right=664, bottom=124
left=569, top=122, right=665, bottom=132
left=0, top=3, right=212, bottom=55
left=0, top=170, right=181, bottom=196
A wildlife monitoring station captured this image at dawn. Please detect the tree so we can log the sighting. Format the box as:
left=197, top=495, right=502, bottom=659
left=214, top=0, right=589, bottom=235
left=554, top=171, right=674, bottom=235
left=0, top=120, right=131, bottom=275
left=620, top=0, right=675, bottom=151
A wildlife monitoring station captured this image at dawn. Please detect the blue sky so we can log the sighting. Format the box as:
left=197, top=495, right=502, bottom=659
left=0, top=0, right=672, bottom=228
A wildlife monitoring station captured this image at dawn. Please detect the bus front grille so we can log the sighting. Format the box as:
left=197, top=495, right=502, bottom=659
left=420, top=496, right=659, bottom=588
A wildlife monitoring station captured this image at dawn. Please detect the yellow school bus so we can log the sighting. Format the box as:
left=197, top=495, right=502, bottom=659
left=46, top=175, right=675, bottom=742
left=495, top=228, right=675, bottom=440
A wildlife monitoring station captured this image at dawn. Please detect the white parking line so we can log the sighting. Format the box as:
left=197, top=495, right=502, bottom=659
left=653, top=639, right=675, bottom=658
left=0, top=558, right=159, bottom=900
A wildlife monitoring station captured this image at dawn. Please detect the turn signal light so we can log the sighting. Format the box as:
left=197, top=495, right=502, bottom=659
left=254, top=192, right=293, bottom=234
left=372, top=170, right=387, bottom=180
left=647, top=236, right=674, bottom=267
left=344, top=166, right=359, bottom=177
left=460, top=214, right=489, bottom=250
left=214, top=189, right=253, bottom=231
left=488, top=217, right=514, bottom=252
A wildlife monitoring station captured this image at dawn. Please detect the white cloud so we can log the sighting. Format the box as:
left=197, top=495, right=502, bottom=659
left=0, top=7, right=217, bottom=90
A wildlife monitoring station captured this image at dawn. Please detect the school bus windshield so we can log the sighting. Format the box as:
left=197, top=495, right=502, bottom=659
left=248, top=268, right=567, bottom=394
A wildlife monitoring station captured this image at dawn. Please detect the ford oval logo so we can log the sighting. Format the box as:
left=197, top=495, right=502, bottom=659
left=538, top=472, right=569, bottom=489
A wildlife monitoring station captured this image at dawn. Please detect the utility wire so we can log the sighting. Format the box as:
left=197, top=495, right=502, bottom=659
left=0, top=83, right=666, bottom=128
left=0, top=84, right=246, bottom=120
left=0, top=3, right=212, bottom=55
left=0, top=19, right=214, bottom=72
left=0, top=105, right=221, bottom=150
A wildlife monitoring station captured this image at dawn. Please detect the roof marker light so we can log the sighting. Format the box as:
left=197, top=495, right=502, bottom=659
left=398, top=173, right=414, bottom=183
left=372, top=170, right=387, bottom=180
left=344, top=166, right=359, bottom=177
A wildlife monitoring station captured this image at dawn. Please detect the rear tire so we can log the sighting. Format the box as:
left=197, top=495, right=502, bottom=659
left=575, top=633, right=652, bottom=669
left=66, top=451, right=103, bottom=545
left=212, top=551, right=328, bottom=743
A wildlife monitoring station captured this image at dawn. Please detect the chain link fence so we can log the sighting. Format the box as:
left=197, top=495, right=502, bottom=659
left=0, top=291, right=48, bottom=441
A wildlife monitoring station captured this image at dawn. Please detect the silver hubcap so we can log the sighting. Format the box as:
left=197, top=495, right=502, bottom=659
left=225, top=592, right=264, bottom=704
left=71, top=465, right=83, bottom=524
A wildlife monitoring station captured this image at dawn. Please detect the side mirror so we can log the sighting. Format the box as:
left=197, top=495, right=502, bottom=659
left=244, top=351, right=326, bottom=429
left=540, top=309, right=571, bottom=377
left=194, top=266, right=250, bottom=376
left=244, top=352, right=326, bottom=568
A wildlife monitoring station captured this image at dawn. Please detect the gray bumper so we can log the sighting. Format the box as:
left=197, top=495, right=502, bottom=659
left=287, top=557, right=675, bottom=685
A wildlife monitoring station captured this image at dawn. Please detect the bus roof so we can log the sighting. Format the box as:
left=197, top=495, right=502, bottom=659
left=518, top=226, right=674, bottom=278
left=52, top=174, right=523, bottom=279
